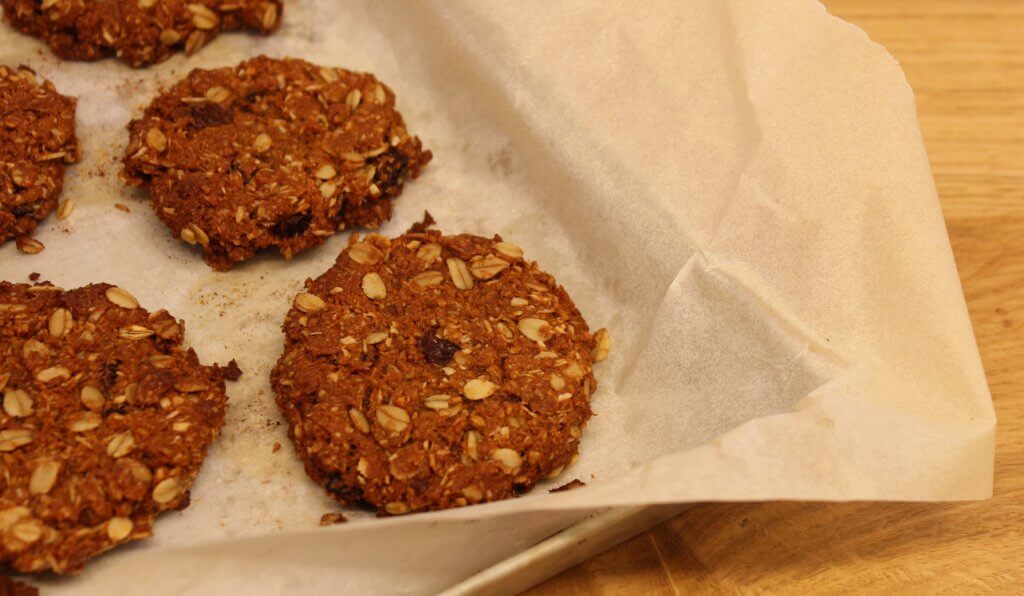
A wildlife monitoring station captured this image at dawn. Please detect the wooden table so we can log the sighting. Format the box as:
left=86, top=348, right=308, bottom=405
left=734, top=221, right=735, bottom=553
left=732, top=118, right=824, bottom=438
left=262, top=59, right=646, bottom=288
left=531, top=1, right=1024, bottom=592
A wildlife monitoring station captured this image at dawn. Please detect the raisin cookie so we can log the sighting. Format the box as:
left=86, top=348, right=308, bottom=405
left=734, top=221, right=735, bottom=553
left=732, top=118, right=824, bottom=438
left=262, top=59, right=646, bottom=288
left=272, top=231, right=610, bottom=515
left=0, top=65, right=79, bottom=251
left=122, top=56, right=432, bottom=271
left=0, top=282, right=229, bottom=573
left=1, top=0, right=282, bottom=67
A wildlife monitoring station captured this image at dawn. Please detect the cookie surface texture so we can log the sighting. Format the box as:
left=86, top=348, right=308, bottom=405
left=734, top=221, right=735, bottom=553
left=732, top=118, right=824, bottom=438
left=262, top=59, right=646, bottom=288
left=1, top=0, right=283, bottom=67
left=122, top=55, right=431, bottom=270
left=272, top=231, right=598, bottom=515
left=0, top=282, right=228, bottom=573
left=0, top=66, right=79, bottom=247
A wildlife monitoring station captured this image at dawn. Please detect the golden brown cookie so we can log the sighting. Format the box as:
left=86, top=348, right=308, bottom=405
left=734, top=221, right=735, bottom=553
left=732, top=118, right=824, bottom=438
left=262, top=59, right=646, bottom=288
left=1, top=0, right=282, bottom=67
left=272, top=231, right=609, bottom=515
left=0, top=65, right=79, bottom=250
left=122, top=56, right=432, bottom=271
left=0, top=282, right=229, bottom=574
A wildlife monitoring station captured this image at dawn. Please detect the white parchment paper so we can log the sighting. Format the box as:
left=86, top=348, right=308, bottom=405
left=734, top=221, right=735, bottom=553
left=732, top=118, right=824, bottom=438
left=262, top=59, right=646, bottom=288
left=0, top=0, right=995, bottom=593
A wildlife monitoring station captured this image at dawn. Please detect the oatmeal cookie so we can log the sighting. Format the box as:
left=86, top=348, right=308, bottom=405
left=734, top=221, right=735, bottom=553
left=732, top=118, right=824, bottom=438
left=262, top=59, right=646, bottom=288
left=0, top=65, right=79, bottom=249
left=0, top=282, right=229, bottom=573
left=122, top=56, right=431, bottom=271
left=272, top=231, right=609, bottom=515
left=1, top=0, right=282, bottom=67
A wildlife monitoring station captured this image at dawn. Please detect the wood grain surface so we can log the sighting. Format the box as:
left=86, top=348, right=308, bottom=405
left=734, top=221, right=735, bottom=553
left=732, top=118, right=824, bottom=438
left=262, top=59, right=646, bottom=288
left=530, top=1, right=1024, bottom=593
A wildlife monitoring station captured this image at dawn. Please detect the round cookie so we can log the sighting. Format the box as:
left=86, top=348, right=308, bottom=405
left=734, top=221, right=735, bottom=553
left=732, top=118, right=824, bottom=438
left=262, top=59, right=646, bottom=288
left=0, top=282, right=229, bottom=573
left=1, top=0, right=282, bottom=68
left=0, top=65, right=80, bottom=249
left=122, top=56, right=432, bottom=271
left=272, top=231, right=608, bottom=515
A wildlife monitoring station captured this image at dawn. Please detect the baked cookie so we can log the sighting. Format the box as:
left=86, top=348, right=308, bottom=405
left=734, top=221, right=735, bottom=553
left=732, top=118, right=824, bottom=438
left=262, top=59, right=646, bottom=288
left=272, top=231, right=610, bottom=515
left=0, top=575, right=37, bottom=596
left=1, top=0, right=282, bottom=67
left=122, top=56, right=432, bottom=271
left=0, top=65, right=79, bottom=249
left=0, top=282, right=229, bottom=573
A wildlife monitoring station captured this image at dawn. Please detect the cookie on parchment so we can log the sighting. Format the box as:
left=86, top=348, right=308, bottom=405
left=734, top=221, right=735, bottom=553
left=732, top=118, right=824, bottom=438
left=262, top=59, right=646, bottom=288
left=122, top=56, right=432, bottom=271
left=0, top=65, right=79, bottom=251
left=272, top=231, right=610, bottom=515
left=0, top=0, right=282, bottom=67
left=0, top=282, right=229, bottom=573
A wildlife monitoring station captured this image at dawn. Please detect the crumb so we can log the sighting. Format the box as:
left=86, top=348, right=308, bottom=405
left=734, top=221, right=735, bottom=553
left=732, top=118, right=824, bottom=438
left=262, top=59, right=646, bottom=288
left=272, top=441, right=281, bottom=453
left=216, top=359, right=243, bottom=381
left=27, top=272, right=40, bottom=281
left=549, top=479, right=586, bottom=493
left=319, top=512, right=348, bottom=526
left=114, top=203, right=130, bottom=213
left=405, top=210, right=436, bottom=234
left=14, top=236, right=44, bottom=254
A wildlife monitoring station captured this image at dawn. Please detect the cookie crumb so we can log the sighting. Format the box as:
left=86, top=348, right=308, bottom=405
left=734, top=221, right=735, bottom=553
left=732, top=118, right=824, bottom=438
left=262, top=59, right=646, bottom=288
left=14, top=236, right=43, bottom=254
left=272, top=441, right=281, bottom=453
left=27, top=272, right=39, bottom=281
left=217, top=359, right=243, bottom=381
left=114, top=203, right=130, bottom=213
left=406, top=210, right=436, bottom=234
left=550, top=479, right=586, bottom=493
left=319, top=512, right=348, bottom=526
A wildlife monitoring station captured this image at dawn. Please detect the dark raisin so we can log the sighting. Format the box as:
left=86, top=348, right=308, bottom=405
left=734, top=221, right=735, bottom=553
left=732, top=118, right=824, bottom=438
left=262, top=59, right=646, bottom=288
left=244, top=90, right=266, bottom=104
left=100, top=361, right=120, bottom=391
left=188, top=103, right=233, bottom=129
left=272, top=213, right=311, bottom=237
left=373, top=152, right=408, bottom=193
left=11, top=202, right=37, bottom=217
left=419, top=326, right=460, bottom=366
left=172, top=490, right=192, bottom=511
left=325, top=473, right=364, bottom=503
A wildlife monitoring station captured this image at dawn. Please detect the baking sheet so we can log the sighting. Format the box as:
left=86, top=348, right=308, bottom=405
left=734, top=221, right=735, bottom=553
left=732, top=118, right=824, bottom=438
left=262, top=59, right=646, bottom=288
left=0, top=0, right=995, bottom=593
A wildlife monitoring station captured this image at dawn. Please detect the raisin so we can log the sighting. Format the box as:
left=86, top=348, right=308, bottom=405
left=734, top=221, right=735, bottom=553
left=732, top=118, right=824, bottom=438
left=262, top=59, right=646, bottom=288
left=272, top=213, right=311, bottom=237
left=100, top=360, right=120, bottom=392
left=188, top=102, right=233, bottom=129
left=11, top=202, right=37, bottom=217
left=373, top=151, right=408, bottom=193
left=419, top=326, right=460, bottom=366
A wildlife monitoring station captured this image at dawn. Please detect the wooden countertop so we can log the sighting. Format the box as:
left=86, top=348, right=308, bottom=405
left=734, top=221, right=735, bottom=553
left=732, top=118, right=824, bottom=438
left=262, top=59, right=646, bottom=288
left=531, top=1, right=1024, bottom=592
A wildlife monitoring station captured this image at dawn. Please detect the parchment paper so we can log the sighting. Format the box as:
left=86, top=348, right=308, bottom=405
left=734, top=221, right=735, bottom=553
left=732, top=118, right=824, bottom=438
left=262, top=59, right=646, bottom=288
left=0, top=0, right=995, bottom=593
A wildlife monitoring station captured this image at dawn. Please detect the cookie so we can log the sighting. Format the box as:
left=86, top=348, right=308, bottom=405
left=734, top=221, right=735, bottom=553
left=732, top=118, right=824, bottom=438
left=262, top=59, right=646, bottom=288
left=0, top=282, right=229, bottom=573
left=122, top=56, right=432, bottom=271
left=0, top=575, right=37, bottom=596
left=0, top=65, right=79, bottom=249
left=1, top=0, right=282, bottom=67
left=272, top=231, right=610, bottom=515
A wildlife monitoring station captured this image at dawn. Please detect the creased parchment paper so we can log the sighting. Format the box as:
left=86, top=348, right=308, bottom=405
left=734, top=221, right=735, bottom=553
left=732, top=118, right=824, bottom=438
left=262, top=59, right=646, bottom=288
left=0, top=0, right=995, bottom=593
